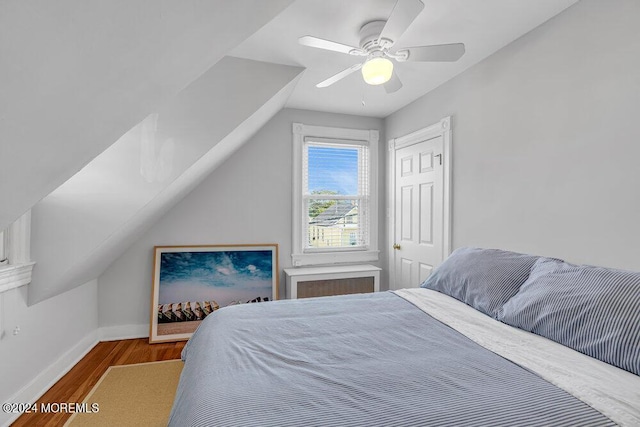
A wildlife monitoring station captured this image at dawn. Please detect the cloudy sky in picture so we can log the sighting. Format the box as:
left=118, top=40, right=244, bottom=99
left=159, top=249, right=274, bottom=307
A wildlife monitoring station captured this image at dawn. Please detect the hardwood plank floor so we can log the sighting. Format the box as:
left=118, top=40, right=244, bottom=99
left=12, top=338, right=186, bottom=427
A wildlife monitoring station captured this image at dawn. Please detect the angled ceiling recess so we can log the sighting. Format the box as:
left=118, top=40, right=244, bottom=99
left=29, top=57, right=303, bottom=305
left=0, top=0, right=295, bottom=232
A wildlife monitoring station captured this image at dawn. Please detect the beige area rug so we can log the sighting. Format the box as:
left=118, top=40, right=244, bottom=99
left=65, top=360, right=183, bottom=427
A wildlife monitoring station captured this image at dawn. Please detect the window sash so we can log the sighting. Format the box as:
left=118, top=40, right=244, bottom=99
left=302, top=140, right=370, bottom=252
left=304, top=197, right=369, bottom=250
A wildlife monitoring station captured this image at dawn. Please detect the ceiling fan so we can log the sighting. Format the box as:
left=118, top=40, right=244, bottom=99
left=298, top=0, right=465, bottom=93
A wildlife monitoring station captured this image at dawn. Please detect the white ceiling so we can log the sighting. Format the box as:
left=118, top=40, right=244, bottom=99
left=0, top=0, right=294, bottom=232
left=231, top=0, right=579, bottom=118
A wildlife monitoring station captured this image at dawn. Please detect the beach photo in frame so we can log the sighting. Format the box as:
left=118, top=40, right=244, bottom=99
left=150, top=244, right=278, bottom=343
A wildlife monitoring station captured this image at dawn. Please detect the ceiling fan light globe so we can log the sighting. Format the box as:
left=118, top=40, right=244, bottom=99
left=361, top=57, right=394, bottom=85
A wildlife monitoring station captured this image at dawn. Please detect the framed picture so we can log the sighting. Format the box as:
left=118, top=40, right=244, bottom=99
left=150, top=244, right=278, bottom=343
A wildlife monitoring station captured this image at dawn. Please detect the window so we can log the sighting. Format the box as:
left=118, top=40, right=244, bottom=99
left=0, top=230, right=6, bottom=265
left=0, top=210, right=35, bottom=293
left=305, top=142, right=367, bottom=250
left=292, top=123, right=378, bottom=266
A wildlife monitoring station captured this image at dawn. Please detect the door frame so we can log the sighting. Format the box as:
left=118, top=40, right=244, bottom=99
left=387, top=116, right=452, bottom=290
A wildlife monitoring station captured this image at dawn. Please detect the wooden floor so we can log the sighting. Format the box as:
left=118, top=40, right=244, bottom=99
left=12, top=338, right=186, bottom=427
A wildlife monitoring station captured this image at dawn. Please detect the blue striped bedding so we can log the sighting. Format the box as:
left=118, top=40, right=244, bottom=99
left=420, top=247, right=541, bottom=316
left=498, top=257, right=640, bottom=376
left=168, top=292, right=614, bottom=427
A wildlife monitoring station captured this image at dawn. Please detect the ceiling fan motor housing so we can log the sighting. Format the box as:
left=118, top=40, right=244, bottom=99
left=359, top=21, right=389, bottom=52
left=356, top=20, right=408, bottom=62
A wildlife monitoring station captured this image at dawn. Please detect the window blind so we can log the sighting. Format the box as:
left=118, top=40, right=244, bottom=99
left=303, top=141, right=369, bottom=251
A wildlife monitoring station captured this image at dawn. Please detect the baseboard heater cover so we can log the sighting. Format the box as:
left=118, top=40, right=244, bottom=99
left=284, top=264, right=381, bottom=299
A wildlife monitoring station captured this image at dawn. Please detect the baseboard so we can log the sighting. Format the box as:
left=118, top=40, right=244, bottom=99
left=1, top=329, right=100, bottom=427
left=99, top=323, right=148, bottom=341
left=0, top=324, right=148, bottom=427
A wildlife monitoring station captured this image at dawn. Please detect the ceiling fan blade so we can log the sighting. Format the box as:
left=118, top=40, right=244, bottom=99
left=316, top=63, right=363, bottom=88
left=299, top=36, right=365, bottom=56
left=378, top=0, right=424, bottom=47
left=402, top=43, right=466, bottom=62
left=384, top=72, right=403, bottom=94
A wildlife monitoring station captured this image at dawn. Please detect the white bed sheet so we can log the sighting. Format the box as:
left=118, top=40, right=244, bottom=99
left=395, top=288, right=640, bottom=427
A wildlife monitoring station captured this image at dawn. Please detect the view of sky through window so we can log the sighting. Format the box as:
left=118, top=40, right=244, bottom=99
left=307, top=146, right=358, bottom=195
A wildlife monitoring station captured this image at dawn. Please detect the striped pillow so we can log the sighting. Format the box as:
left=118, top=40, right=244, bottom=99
left=420, top=247, right=540, bottom=317
left=498, top=258, right=640, bottom=376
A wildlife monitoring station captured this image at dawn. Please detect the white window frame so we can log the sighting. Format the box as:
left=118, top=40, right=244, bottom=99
left=0, top=230, right=6, bottom=265
left=0, top=210, right=35, bottom=293
left=292, top=123, right=379, bottom=267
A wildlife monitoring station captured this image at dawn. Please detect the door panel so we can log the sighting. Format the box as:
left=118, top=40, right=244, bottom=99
left=393, top=135, right=444, bottom=289
left=420, top=152, right=434, bottom=172
left=400, top=258, right=413, bottom=288
left=401, top=156, right=413, bottom=176
left=419, top=183, right=433, bottom=245
left=400, top=186, right=413, bottom=240
left=418, top=263, right=433, bottom=284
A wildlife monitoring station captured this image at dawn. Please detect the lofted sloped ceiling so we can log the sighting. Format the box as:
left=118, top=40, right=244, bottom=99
left=0, top=0, right=295, bottom=232
left=29, top=57, right=304, bottom=304
left=230, top=0, right=578, bottom=117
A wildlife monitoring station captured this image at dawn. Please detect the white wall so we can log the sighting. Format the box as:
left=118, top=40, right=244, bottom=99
left=385, top=0, right=640, bottom=271
left=0, top=0, right=294, bottom=232
left=29, top=58, right=303, bottom=306
left=98, top=108, right=385, bottom=329
left=0, top=280, right=98, bottom=426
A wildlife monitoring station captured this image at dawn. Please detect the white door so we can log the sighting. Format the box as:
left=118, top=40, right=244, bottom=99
left=391, top=119, right=450, bottom=289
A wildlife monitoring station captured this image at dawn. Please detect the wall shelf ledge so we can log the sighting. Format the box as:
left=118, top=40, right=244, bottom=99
left=0, top=262, right=35, bottom=293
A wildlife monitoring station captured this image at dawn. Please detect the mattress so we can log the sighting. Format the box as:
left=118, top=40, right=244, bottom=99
left=168, top=290, right=640, bottom=426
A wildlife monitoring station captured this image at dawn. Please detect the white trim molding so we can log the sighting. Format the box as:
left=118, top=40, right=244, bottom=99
left=1, top=330, right=100, bottom=427
left=0, top=323, right=149, bottom=426
left=0, top=262, right=36, bottom=294
left=100, top=323, right=149, bottom=341
left=292, top=123, right=379, bottom=267
left=0, top=211, right=34, bottom=294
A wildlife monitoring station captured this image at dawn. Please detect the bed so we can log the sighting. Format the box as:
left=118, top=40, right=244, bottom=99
left=168, top=248, right=640, bottom=426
